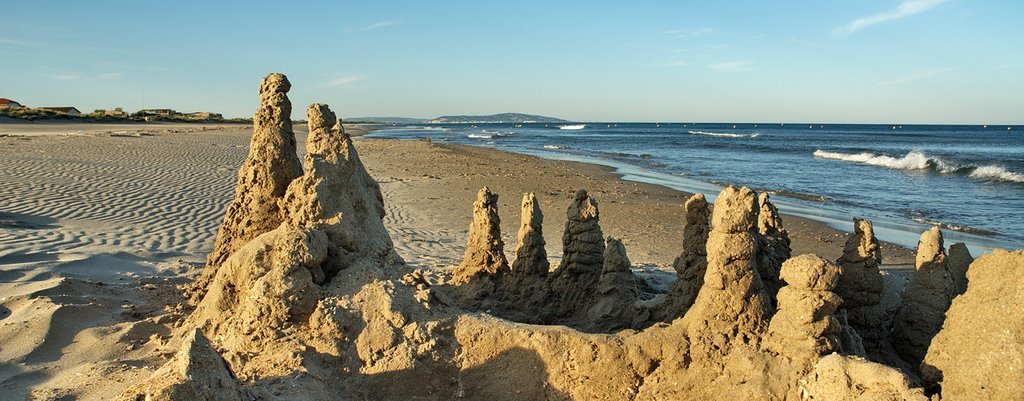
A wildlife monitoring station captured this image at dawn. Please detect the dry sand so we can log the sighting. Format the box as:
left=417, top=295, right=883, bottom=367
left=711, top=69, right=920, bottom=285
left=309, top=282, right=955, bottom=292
left=0, top=121, right=915, bottom=399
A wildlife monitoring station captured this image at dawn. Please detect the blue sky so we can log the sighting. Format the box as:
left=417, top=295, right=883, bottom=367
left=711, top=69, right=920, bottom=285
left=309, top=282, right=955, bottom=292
left=1, top=1, right=1021, bottom=123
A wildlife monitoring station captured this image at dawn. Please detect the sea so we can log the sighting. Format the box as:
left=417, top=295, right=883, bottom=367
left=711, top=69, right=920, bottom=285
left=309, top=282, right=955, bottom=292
left=366, top=123, right=1024, bottom=256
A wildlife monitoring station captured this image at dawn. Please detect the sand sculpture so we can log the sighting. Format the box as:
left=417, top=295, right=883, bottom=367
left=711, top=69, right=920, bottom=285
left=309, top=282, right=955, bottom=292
left=585, top=237, right=644, bottom=332
left=756, top=192, right=790, bottom=306
left=945, top=242, right=973, bottom=296
left=921, top=249, right=1024, bottom=400
left=122, top=73, right=1016, bottom=401
left=892, top=227, right=953, bottom=368
left=545, top=189, right=606, bottom=322
left=451, top=187, right=509, bottom=286
left=498, top=192, right=550, bottom=321
left=833, top=219, right=889, bottom=360
left=195, top=73, right=303, bottom=297
left=655, top=193, right=711, bottom=322
left=766, top=255, right=842, bottom=371
left=682, top=186, right=772, bottom=358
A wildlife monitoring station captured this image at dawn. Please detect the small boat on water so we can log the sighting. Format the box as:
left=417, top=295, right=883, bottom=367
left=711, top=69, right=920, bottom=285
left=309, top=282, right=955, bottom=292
left=559, top=124, right=586, bottom=130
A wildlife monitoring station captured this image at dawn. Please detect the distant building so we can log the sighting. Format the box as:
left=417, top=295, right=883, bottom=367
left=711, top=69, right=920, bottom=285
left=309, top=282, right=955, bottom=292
left=0, top=98, right=25, bottom=109
left=140, top=108, right=177, bottom=116
left=38, top=106, right=81, bottom=115
left=185, top=111, right=223, bottom=120
left=97, top=107, right=129, bottom=117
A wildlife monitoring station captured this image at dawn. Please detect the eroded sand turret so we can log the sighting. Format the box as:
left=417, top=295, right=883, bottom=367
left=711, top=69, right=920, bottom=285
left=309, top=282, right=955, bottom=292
left=892, top=227, right=952, bottom=367
left=834, top=219, right=888, bottom=359
left=198, top=73, right=303, bottom=295
left=451, top=187, right=509, bottom=286
left=546, top=189, right=605, bottom=321
left=656, top=193, right=710, bottom=322
left=499, top=193, right=550, bottom=318
left=118, top=329, right=245, bottom=401
left=682, top=186, right=771, bottom=358
left=766, top=255, right=842, bottom=371
left=279, top=104, right=399, bottom=279
left=922, top=249, right=1024, bottom=401
left=756, top=192, right=790, bottom=307
left=585, top=237, right=643, bottom=332
left=946, top=242, right=973, bottom=297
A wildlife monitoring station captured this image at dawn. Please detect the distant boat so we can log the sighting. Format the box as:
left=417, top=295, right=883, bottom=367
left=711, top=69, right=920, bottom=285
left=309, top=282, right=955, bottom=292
left=559, top=124, right=586, bottom=130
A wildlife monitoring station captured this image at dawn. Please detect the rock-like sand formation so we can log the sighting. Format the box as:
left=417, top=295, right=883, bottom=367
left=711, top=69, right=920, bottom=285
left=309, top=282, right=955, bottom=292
left=892, top=227, right=953, bottom=368
left=546, top=189, right=606, bottom=322
left=451, top=187, right=509, bottom=286
left=196, top=73, right=303, bottom=296
left=834, top=219, right=890, bottom=360
left=656, top=193, right=710, bottom=322
left=766, top=255, right=842, bottom=371
left=119, top=329, right=244, bottom=401
left=756, top=192, right=790, bottom=307
left=119, top=73, right=1018, bottom=401
left=921, top=249, right=1024, bottom=401
left=585, top=237, right=644, bottom=332
left=946, top=242, right=973, bottom=296
left=682, top=186, right=772, bottom=358
left=499, top=192, right=550, bottom=321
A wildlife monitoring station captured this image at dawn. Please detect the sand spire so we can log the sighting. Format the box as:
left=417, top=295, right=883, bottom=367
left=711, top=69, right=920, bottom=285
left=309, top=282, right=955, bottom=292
left=585, top=237, right=642, bottom=332
left=118, top=329, right=244, bottom=401
left=892, top=227, right=953, bottom=367
left=756, top=192, right=790, bottom=307
left=451, top=187, right=509, bottom=285
left=682, top=186, right=772, bottom=357
left=833, top=219, right=888, bottom=358
left=510, top=192, right=549, bottom=279
left=546, top=189, right=606, bottom=320
left=656, top=193, right=710, bottom=322
left=946, top=242, right=973, bottom=297
left=200, top=73, right=303, bottom=289
left=765, top=254, right=843, bottom=371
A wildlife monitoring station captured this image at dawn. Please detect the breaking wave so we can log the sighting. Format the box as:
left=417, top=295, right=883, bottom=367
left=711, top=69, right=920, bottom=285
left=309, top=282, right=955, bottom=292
left=543, top=145, right=570, bottom=150
left=813, top=150, right=1024, bottom=183
left=688, top=131, right=761, bottom=138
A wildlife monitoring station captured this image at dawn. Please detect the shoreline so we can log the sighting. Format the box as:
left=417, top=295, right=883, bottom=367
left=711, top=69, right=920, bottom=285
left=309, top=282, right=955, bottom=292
left=365, top=125, right=1016, bottom=256
left=352, top=137, right=918, bottom=269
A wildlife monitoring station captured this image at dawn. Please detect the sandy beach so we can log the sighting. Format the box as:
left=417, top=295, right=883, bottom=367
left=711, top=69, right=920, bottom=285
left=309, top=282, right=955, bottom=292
left=0, top=120, right=960, bottom=400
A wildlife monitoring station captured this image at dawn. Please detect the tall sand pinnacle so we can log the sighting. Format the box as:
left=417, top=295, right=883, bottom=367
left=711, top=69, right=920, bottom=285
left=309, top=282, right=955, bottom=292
left=451, top=187, right=509, bottom=285
left=683, top=186, right=771, bottom=358
left=202, top=73, right=302, bottom=285
left=766, top=254, right=843, bottom=372
left=834, top=219, right=887, bottom=359
left=892, top=227, right=953, bottom=367
left=547, top=189, right=605, bottom=320
left=756, top=192, right=790, bottom=307
left=657, top=193, right=710, bottom=322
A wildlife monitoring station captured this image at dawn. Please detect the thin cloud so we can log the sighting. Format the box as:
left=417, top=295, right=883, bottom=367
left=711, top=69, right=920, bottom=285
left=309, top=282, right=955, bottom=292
left=668, top=60, right=694, bottom=67
left=708, top=61, right=753, bottom=72
left=874, top=67, right=953, bottom=86
left=837, top=0, right=947, bottom=35
left=662, top=28, right=715, bottom=38
left=318, top=75, right=366, bottom=88
left=351, top=20, right=399, bottom=32
left=0, top=37, right=31, bottom=46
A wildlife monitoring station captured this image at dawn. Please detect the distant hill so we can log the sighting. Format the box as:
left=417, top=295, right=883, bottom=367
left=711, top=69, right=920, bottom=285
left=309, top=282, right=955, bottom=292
left=427, top=113, right=568, bottom=124
left=346, top=116, right=428, bottom=124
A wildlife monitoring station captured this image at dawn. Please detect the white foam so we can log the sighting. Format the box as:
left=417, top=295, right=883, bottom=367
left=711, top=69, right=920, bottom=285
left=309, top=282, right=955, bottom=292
left=968, top=165, right=1024, bottom=183
left=543, top=145, right=570, bottom=150
left=814, top=149, right=1024, bottom=183
left=467, top=134, right=494, bottom=139
left=687, top=130, right=759, bottom=138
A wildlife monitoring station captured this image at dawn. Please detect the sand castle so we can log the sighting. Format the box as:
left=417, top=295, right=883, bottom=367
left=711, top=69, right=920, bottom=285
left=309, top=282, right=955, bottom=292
left=121, top=73, right=1022, bottom=401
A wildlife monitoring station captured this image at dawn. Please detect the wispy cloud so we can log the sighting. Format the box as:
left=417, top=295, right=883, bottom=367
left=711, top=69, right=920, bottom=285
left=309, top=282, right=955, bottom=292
left=351, top=20, right=399, bottom=32
left=662, top=28, right=715, bottom=38
left=837, top=0, right=947, bottom=35
left=318, top=75, right=366, bottom=88
left=0, top=37, right=32, bottom=46
left=874, top=67, right=953, bottom=86
left=668, top=60, right=694, bottom=67
left=708, top=61, right=754, bottom=72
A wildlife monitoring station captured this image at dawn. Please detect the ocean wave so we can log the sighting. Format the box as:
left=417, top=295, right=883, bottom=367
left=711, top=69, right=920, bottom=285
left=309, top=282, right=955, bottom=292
left=467, top=134, right=494, bottom=139
left=543, top=145, right=570, bottom=150
left=813, top=149, right=1024, bottom=183
left=688, top=130, right=761, bottom=138
left=910, top=217, right=999, bottom=236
